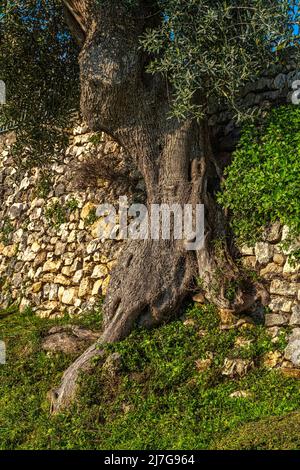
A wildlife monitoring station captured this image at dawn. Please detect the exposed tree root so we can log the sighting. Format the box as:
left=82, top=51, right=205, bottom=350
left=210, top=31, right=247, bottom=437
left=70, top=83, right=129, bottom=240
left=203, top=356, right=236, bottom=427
left=51, top=239, right=195, bottom=412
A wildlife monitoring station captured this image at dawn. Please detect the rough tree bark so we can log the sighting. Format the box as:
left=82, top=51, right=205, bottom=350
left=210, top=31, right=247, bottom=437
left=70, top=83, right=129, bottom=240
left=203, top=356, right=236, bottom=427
left=51, top=0, right=268, bottom=412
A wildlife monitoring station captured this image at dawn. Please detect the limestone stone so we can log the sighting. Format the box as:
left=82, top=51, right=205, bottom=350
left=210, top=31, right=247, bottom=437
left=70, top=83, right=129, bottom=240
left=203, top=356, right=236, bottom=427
left=263, top=350, right=283, bottom=369
left=91, top=219, right=116, bottom=240
left=69, top=259, right=82, bottom=273
left=218, top=309, right=238, bottom=326
left=234, top=337, right=253, bottom=348
left=92, top=279, right=103, bottom=296
left=25, top=222, right=34, bottom=232
left=43, top=260, right=61, bottom=273
left=73, top=270, right=83, bottom=284
left=42, top=273, right=55, bottom=283
left=195, top=355, right=213, bottom=372
left=12, top=228, right=24, bottom=243
left=91, top=264, right=108, bottom=279
left=33, top=251, right=47, bottom=268
left=34, top=267, right=43, bottom=278
left=41, top=301, right=60, bottom=313
left=267, top=326, right=281, bottom=339
left=31, top=198, right=45, bottom=208
left=62, top=288, right=77, bottom=305
left=43, top=283, right=51, bottom=298
left=67, top=230, right=76, bottom=243
left=27, top=267, right=36, bottom=280
left=281, top=368, right=300, bottom=379
left=270, top=279, right=298, bottom=297
left=41, top=332, right=81, bottom=354
left=58, top=286, right=65, bottom=302
left=60, top=228, right=69, bottom=243
left=265, top=313, right=288, bottom=327
left=73, top=132, right=91, bottom=144
left=12, top=273, right=22, bottom=288
left=53, top=164, right=65, bottom=174
left=229, top=390, right=253, bottom=399
left=31, top=282, right=42, bottom=293
left=107, top=260, right=117, bottom=270
left=81, top=202, right=96, bottom=220
left=19, top=176, right=31, bottom=190
left=86, top=239, right=100, bottom=255
left=222, top=358, right=254, bottom=378
left=76, top=147, right=85, bottom=158
left=273, top=253, right=285, bottom=266
left=289, top=328, right=300, bottom=342
left=241, top=256, right=257, bottom=269
left=54, top=274, right=71, bottom=286
left=62, top=266, right=72, bottom=277
left=78, top=278, right=90, bottom=298
left=48, top=284, right=58, bottom=301
left=63, top=256, right=74, bottom=266
left=22, top=247, right=36, bottom=262
left=239, top=245, right=254, bottom=256
left=260, top=263, right=282, bottom=278
left=285, top=339, right=300, bottom=366
left=54, top=241, right=66, bottom=256
left=192, top=293, right=206, bottom=304
left=255, top=242, right=274, bottom=264
left=8, top=203, right=24, bottom=219
left=269, top=297, right=293, bottom=313
left=54, top=183, right=65, bottom=197
left=30, top=207, right=42, bottom=220
left=31, top=241, right=41, bottom=253
left=290, top=305, right=300, bottom=326
left=3, top=244, right=17, bottom=258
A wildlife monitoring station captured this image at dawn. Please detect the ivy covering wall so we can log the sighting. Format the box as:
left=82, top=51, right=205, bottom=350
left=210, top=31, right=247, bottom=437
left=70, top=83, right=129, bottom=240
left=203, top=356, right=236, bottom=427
left=219, top=105, right=300, bottom=262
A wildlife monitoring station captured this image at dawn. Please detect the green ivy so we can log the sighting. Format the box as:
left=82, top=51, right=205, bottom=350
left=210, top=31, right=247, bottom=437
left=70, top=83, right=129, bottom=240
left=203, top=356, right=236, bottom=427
left=218, top=105, right=300, bottom=252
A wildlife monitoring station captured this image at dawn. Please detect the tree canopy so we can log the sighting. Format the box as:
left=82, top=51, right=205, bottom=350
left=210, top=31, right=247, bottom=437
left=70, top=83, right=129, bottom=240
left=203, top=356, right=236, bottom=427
left=140, top=0, right=300, bottom=120
left=0, top=0, right=79, bottom=167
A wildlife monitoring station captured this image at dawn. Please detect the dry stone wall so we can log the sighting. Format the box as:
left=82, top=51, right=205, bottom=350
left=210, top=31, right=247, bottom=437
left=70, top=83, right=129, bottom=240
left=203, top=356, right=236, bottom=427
left=210, top=61, right=300, bottom=152
left=239, top=226, right=300, bottom=370
left=0, top=125, right=143, bottom=318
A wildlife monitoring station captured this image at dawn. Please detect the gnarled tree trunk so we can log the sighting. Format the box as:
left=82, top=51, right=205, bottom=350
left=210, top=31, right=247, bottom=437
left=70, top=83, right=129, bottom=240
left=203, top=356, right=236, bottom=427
left=51, top=0, right=267, bottom=412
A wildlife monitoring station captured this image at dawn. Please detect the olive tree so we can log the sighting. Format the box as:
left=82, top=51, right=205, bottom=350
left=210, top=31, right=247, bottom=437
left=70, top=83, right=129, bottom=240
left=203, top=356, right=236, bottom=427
left=40, top=0, right=299, bottom=410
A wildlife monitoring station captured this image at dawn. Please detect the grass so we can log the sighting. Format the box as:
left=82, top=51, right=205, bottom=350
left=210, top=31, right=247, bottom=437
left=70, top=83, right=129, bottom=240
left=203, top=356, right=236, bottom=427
left=0, top=303, right=300, bottom=449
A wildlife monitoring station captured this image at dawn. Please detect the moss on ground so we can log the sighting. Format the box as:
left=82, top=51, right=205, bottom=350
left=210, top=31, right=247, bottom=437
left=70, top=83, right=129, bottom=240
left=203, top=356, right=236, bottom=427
left=215, top=412, right=300, bottom=450
left=0, top=303, right=300, bottom=449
